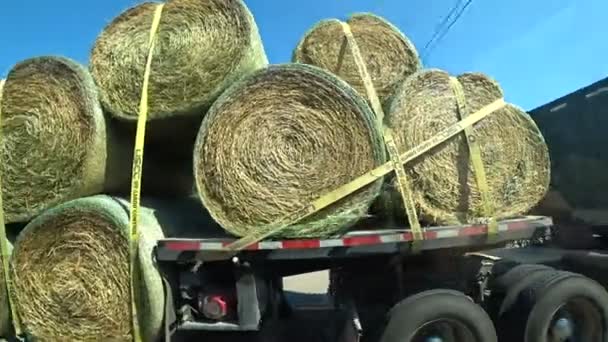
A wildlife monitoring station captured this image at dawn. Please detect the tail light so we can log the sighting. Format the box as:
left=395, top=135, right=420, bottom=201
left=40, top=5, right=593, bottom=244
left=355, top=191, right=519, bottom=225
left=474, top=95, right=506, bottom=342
left=198, top=294, right=231, bottom=320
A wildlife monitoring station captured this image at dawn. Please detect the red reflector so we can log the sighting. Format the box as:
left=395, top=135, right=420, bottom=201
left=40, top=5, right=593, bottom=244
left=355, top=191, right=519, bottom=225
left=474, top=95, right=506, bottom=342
left=343, top=235, right=381, bottom=246
left=201, top=295, right=228, bottom=320
left=282, top=239, right=320, bottom=249
left=459, top=225, right=487, bottom=236
left=508, top=221, right=527, bottom=230
left=164, top=241, right=201, bottom=251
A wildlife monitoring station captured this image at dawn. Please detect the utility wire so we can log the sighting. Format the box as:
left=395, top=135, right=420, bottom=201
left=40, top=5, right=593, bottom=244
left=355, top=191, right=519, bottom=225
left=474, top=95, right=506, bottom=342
left=422, top=0, right=466, bottom=54
left=421, top=0, right=473, bottom=61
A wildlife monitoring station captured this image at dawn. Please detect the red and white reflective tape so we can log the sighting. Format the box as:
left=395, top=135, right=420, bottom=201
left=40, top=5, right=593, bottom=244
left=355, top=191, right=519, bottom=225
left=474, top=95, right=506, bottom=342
left=162, top=216, right=551, bottom=252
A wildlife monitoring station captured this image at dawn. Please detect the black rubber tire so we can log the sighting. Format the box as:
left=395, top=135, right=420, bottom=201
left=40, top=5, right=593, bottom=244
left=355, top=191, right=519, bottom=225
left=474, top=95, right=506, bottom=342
left=524, top=272, right=608, bottom=342
left=495, top=270, right=564, bottom=341
left=487, top=264, right=554, bottom=327
left=493, top=264, right=553, bottom=291
left=501, top=270, right=608, bottom=342
left=496, top=266, right=555, bottom=316
left=380, top=289, right=497, bottom=342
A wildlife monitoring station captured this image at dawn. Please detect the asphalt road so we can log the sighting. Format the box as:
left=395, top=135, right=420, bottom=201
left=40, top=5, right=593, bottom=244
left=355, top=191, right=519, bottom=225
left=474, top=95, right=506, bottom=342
left=283, top=270, right=329, bottom=294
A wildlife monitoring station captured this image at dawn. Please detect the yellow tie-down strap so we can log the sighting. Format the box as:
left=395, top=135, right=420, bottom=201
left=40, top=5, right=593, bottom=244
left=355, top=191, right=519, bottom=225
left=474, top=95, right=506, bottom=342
left=0, top=87, right=23, bottom=336
left=129, top=4, right=164, bottom=342
left=224, top=98, right=506, bottom=251
left=337, top=21, right=423, bottom=244
left=448, top=77, right=498, bottom=238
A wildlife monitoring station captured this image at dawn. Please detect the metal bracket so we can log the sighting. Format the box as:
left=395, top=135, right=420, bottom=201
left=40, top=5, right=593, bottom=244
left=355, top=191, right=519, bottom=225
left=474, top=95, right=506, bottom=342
left=476, top=259, right=495, bottom=303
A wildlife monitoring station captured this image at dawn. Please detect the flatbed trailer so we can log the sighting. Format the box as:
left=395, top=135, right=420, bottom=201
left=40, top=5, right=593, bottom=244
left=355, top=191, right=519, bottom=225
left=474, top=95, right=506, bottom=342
left=152, top=215, right=608, bottom=342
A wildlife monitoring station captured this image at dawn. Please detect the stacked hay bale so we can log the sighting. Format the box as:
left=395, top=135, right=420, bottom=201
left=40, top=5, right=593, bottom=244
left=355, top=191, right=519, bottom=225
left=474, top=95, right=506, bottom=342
left=293, top=13, right=421, bottom=106
left=0, top=56, right=130, bottom=223
left=0, top=78, right=8, bottom=338
left=194, top=64, right=386, bottom=238
left=294, top=13, right=421, bottom=223
left=0, top=240, right=11, bottom=338
left=90, top=0, right=268, bottom=151
left=9, top=195, right=169, bottom=341
left=386, top=69, right=550, bottom=224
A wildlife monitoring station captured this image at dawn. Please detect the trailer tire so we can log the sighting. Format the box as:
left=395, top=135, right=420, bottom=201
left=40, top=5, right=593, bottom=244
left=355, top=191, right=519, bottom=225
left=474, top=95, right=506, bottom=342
left=494, top=269, right=561, bottom=341
left=502, top=271, right=608, bottom=342
left=493, top=263, right=553, bottom=290
left=380, top=289, right=497, bottom=342
left=494, top=265, right=555, bottom=316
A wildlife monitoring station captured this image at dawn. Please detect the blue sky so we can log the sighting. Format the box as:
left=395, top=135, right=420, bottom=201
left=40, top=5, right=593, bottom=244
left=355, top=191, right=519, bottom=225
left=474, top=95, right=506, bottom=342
left=1, top=0, right=606, bottom=110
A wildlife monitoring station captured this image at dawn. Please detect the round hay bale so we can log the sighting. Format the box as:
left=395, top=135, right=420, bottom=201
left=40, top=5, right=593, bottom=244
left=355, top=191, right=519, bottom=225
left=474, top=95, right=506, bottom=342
left=10, top=195, right=165, bottom=341
left=0, top=56, right=122, bottom=223
left=90, top=0, right=268, bottom=122
left=0, top=79, right=5, bottom=101
left=0, top=239, right=12, bottom=338
left=194, top=63, right=386, bottom=238
left=386, top=69, right=550, bottom=224
left=0, top=79, right=8, bottom=337
left=293, top=13, right=421, bottom=106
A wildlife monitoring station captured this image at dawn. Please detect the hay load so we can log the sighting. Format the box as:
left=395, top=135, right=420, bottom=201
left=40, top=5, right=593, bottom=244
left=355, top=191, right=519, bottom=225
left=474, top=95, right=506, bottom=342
left=293, top=13, right=421, bottom=105
left=0, top=56, right=129, bottom=223
left=0, top=80, right=8, bottom=337
left=386, top=69, right=550, bottom=224
left=90, top=0, right=268, bottom=128
left=10, top=195, right=168, bottom=341
left=0, top=240, right=12, bottom=338
left=194, top=64, right=386, bottom=238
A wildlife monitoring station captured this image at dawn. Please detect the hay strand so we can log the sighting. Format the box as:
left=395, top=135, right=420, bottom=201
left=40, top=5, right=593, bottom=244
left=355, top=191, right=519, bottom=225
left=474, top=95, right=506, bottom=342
left=90, top=0, right=268, bottom=122
left=194, top=63, right=386, bottom=238
left=9, top=195, right=173, bottom=341
left=0, top=56, right=124, bottom=223
left=0, top=79, right=7, bottom=337
left=0, top=239, right=12, bottom=338
left=386, top=69, right=550, bottom=224
left=293, top=13, right=421, bottom=105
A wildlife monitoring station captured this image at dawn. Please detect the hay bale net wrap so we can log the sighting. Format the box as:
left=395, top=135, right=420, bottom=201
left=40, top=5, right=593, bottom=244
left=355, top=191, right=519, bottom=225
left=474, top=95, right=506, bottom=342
left=90, top=0, right=268, bottom=121
left=0, top=56, right=108, bottom=223
left=0, top=239, right=12, bottom=338
left=194, top=63, right=387, bottom=238
left=10, top=195, right=165, bottom=341
left=0, top=79, right=7, bottom=337
left=293, top=13, right=421, bottom=106
left=386, top=69, right=550, bottom=224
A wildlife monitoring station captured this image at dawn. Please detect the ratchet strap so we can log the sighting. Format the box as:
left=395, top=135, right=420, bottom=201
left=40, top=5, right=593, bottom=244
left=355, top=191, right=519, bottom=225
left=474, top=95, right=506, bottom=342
left=337, top=22, right=423, bottom=245
left=129, top=4, right=164, bottom=342
left=0, top=82, right=23, bottom=337
left=448, top=77, right=498, bottom=238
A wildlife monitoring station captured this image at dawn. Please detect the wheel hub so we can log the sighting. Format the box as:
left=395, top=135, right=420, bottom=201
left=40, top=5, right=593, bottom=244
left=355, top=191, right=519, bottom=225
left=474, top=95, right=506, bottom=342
left=551, top=317, right=574, bottom=341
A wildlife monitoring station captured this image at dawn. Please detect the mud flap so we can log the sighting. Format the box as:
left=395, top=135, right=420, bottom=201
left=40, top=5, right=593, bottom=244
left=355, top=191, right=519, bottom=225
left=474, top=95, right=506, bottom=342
left=162, top=276, right=177, bottom=342
left=337, top=300, right=362, bottom=342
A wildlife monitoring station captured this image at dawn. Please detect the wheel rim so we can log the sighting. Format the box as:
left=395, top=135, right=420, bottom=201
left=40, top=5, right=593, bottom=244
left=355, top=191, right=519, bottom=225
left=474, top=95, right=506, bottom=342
left=546, top=297, right=604, bottom=342
left=411, top=318, right=477, bottom=342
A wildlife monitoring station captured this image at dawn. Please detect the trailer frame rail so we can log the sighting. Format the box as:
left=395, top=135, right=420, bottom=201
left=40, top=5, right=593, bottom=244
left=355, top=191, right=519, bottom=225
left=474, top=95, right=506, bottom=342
left=156, top=216, right=552, bottom=262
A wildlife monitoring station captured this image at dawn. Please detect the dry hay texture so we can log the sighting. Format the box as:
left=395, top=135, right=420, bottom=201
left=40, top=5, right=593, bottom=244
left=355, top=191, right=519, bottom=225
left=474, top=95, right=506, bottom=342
left=0, top=56, right=112, bottom=223
left=90, top=0, right=268, bottom=122
left=194, top=64, right=386, bottom=238
left=293, top=13, right=421, bottom=106
left=0, top=79, right=7, bottom=337
left=10, top=195, right=165, bottom=342
left=386, top=69, right=550, bottom=224
left=0, top=239, right=11, bottom=338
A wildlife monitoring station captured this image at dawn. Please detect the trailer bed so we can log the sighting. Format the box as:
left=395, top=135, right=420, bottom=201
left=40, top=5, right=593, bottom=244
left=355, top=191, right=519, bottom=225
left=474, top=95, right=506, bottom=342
left=156, top=216, right=552, bottom=262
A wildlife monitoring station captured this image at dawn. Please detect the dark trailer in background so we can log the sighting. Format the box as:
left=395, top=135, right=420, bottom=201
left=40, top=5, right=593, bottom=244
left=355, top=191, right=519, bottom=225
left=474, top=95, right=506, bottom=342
left=531, top=76, right=608, bottom=226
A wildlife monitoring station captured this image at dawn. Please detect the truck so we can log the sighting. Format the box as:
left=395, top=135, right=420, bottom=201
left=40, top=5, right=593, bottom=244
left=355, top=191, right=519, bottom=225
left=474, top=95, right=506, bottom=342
left=153, top=76, right=608, bottom=342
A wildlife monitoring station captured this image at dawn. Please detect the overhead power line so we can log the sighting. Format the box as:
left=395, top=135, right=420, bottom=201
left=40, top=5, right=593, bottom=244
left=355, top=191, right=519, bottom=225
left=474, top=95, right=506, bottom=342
left=421, top=0, right=473, bottom=61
